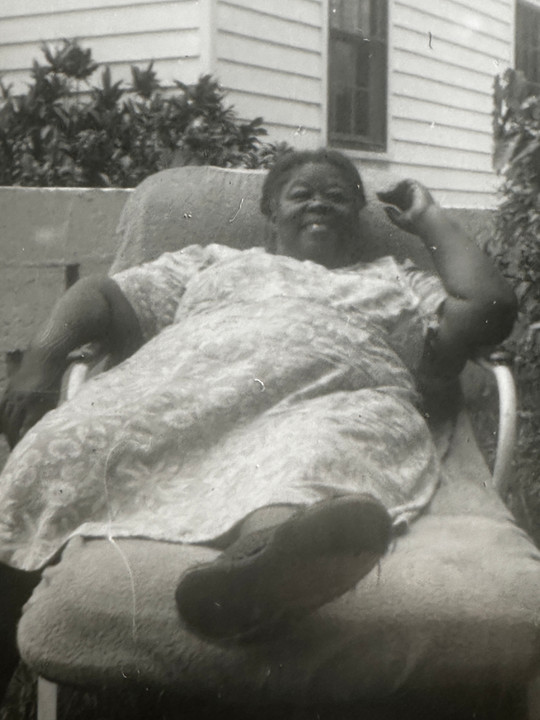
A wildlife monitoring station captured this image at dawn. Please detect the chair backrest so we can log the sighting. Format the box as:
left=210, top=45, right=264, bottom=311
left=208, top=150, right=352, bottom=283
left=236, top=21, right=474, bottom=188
left=110, top=165, right=435, bottom=274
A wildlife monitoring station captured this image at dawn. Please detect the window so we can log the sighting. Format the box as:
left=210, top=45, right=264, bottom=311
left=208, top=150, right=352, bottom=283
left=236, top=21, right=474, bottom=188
left=328, top=0, right=388, bottom=152
left=516, top=0, right=540, bottom=93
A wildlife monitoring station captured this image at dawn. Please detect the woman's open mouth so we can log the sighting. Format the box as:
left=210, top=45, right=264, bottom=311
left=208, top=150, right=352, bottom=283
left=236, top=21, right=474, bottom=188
left=303, top=219, right=332, bottom=234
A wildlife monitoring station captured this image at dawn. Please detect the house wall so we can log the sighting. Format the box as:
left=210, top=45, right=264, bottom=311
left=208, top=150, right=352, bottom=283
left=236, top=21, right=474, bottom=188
left=0, top=0, right=203, bottom=93
left=387, top=0, right=514, bottom=208
left=214, top=0, right=325, bottom=149
left=212, top=0, right=514, bottom=208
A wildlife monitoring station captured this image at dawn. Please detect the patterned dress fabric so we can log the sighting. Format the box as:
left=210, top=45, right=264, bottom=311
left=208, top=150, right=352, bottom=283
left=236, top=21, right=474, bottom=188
left=0, top=245, right=446, bottom=570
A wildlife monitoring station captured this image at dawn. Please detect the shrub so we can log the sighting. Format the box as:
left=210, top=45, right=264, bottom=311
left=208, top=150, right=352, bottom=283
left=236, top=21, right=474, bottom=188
left=0, top=40, right=290, bottom=188
left=492, top=68, right=540, bottom=544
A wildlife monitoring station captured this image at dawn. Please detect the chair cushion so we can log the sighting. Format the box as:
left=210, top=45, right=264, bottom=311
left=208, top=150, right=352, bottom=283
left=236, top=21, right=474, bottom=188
left=18, top=413, right=540, bottom=703
left=109, top=166, right=435, bottom=274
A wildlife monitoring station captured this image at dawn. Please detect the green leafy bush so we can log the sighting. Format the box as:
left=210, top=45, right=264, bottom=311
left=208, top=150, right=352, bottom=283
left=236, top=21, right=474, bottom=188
left=492, top=68, right=540, bottom=543
left=0, top=40, right=289, bottom=187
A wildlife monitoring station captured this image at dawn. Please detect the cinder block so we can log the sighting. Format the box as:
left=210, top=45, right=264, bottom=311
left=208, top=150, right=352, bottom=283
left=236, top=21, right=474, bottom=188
left=0, top=266, right=66, bottom=354
left=0, top=187, right=130, bottom=267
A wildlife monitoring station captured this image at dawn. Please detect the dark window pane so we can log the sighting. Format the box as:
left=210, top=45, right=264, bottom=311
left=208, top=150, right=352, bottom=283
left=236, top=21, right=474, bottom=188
left=370, top=0, right=379, bottom=37
left=340, top=1, right=356, bottom=32
left=355, top=42, right=371, bottom=89
left=354, top=90, right=369, bottom=136
left=328, top=0, right=387, bottom=150
left=331, top=0, right=371, bottom=35
left=329, top=0, right=342, bottom=30
left=374, top=0, right=387, bottom=39
left=335, top=89, right=353, bottom=134
left=355, top=0, right=371, bottom=36
left=330, top=37, right=356, bottom=82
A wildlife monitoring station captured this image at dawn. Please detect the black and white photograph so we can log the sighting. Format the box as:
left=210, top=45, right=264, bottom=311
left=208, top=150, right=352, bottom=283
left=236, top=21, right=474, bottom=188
left=0, top=2, right=539, bottom=719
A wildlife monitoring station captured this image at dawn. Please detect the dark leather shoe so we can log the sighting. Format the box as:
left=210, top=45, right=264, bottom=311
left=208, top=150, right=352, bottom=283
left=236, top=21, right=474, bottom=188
left=175, top=494, right=391, bottom=643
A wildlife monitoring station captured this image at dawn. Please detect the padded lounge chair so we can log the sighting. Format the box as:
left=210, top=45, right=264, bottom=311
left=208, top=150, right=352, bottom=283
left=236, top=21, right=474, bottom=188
left=15, top=166, right=539, bottom=720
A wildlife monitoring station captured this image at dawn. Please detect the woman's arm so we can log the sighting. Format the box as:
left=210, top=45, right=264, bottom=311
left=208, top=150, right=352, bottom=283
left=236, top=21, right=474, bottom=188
left=0, top=276, right=143, bottom=447
left=377, top=180, right=517, bottom=375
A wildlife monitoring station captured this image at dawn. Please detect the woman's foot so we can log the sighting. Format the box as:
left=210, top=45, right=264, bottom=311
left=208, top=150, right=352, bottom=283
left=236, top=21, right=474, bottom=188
left=175, top=494, right=391, bottom=643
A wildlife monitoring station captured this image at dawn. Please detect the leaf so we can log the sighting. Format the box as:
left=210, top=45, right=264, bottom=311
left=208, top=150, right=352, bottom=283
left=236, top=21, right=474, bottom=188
left=493, top=133, right=520, bottom=173
left=130, top=62, right=159, bottom=99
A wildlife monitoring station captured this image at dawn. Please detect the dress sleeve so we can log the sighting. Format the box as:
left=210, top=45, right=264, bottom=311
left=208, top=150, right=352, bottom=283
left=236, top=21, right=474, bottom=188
left=398, top=259, right=447, bottom=336
left=112, top=245, right=216, bottom=341
left=396, top=259, right=458, bottom=385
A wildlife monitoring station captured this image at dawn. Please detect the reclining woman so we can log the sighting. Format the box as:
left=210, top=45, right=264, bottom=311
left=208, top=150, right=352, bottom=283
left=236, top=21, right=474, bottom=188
left=0, top=149, right=516, bottom=696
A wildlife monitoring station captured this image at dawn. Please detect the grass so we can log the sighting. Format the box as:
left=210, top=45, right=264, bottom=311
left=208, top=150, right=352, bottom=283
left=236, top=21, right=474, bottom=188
left=0, top=664, right=36, bottom=720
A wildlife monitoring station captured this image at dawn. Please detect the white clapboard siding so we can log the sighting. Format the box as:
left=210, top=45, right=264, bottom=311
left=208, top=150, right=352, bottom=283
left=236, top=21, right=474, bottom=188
left=393, top=49, right=498, bottom=96
left=393, top=140, right=493, bottom=172
left=217, top=32, right=322, bottom=79
left=0, top=57, right=200, bottom=95
left=0, top=0, right=202, bottom=92
left=215, top=0, right=324, bottom=149
left=390, top=0, right=513, bottom=208
left=397, top=0, right=511, bottom=41
left=0, top=0, right=177, bottom=17
left=263, top=122, right=321, bottom=146
left=220, top=0, right=321, bottom=26
left=392, top=96, right=493, bottom=137
left=219, top=63, right=321, bottom=105
left=396, top=74, right=492, bottom=114
left=393, top=118, right=493, bottom=155
left=395, top=26, right=508, bottom=79
left=80, top=57, right=202, bottom=88
left=1, top=4, right=198, bottom=45
left=394, top=2, right=510, bottom=58
left=0, top=31, right=200, bottom=72
left=225, top=90, right=321, bottom=130
left=385, top=162, right=500, bottom=196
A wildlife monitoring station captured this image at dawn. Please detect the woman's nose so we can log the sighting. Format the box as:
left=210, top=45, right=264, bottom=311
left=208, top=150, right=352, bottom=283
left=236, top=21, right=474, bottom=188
left=307, top=195, right=329, bottom=211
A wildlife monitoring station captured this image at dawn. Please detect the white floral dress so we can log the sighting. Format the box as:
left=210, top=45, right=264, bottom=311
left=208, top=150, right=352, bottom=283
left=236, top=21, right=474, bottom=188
left=0, top=245, right=446, bottom=570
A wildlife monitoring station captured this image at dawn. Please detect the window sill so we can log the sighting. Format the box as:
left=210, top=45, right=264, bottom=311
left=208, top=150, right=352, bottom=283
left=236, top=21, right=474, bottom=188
left=330, top=146, right=393, bottom=164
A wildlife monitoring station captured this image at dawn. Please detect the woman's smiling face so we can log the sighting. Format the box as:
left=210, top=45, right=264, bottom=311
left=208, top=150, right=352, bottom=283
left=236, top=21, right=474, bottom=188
left=273, top=162, right=360, bottom=267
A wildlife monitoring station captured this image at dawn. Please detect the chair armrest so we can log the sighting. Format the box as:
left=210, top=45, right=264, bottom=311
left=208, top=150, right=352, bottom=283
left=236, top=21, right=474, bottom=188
left=474, top=357, right=517, bottom=497
left=63, top=346, right=110, bottom=402
left=65, top=362, right=90, bottom=401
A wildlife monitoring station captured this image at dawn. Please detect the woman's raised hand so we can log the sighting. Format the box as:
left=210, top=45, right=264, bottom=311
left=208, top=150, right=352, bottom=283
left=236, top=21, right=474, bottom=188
left=377, top=179, right=517, bottom=370
left=376, top=180, right=438, bottom=236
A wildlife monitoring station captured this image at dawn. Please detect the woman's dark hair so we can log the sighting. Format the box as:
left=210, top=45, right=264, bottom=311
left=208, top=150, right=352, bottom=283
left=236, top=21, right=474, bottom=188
left=260, top=148, right=367, bottom=218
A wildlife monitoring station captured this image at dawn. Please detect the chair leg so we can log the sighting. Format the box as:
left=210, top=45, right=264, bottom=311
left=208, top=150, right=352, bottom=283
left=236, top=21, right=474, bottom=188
left=37, top=677, right=57, bottom=720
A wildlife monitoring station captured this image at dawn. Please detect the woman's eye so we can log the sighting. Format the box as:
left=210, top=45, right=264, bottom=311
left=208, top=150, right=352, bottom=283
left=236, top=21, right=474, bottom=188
left=327, top=191, right=347, bottom=202
left=289, top=190, right=310, bottom=201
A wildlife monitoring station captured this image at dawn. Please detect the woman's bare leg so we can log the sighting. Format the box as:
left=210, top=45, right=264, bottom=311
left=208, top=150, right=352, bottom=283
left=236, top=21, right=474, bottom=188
left=238, top=505, right=297, bottom=536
